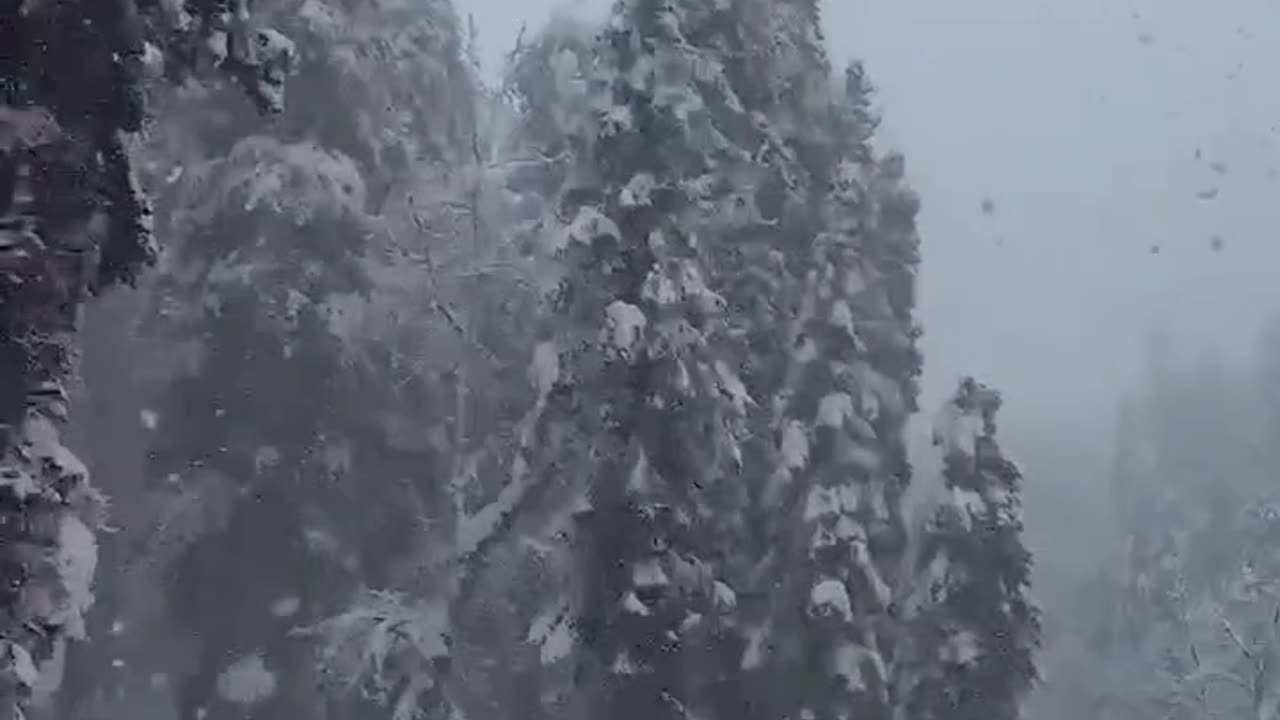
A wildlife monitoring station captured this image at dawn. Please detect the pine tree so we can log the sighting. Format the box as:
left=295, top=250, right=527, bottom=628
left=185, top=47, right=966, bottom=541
left=900, top=379, right=1040, bottom=720
left=0, top=1, right=292, bottom=717
left=142, top=5, right=583, bottom=719
left=704, top=7, right=923, bottom=710
left=148, top=136, right=396, bottom=720
left=106, top=3, right=481, bottom=718
left=517, top=2, right=759, bottom=718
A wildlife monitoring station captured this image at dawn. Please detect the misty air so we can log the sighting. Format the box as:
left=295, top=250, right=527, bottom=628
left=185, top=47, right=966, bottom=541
left=0, top=1, right=1274, bottom=719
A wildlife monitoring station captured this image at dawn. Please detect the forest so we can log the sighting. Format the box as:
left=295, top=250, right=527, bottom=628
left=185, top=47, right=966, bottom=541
left=0, top=0, right=1273, bottom=719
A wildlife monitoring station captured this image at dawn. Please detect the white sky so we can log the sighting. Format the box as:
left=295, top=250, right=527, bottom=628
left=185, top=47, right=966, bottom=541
left=464, top=0, right=1280, bottom=428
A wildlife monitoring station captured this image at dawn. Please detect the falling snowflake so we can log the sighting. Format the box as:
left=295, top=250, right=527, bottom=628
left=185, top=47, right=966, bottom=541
left=216, top=653, right=277, bottom=705
left=270, top=596, right=301, bottom=617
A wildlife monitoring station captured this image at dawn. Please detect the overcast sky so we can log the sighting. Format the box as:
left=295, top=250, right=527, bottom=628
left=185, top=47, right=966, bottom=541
left=465, top=0, right=1280, bottom=428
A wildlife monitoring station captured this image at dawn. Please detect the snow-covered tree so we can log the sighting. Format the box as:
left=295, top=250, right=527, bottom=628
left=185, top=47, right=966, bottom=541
left=1145, top=498, right=1280, bottom=720
left=0, top=2, right=293, bottom=717
left=898, top=378, right=1040, bottom=720
left=706, top=15, right=921, bottom=712
left=60, top=3, right=492, bottom=718
left=508, top=2, right=761, bottom=718
left=145, top=136, right=410, bottom=720
left=273, top=0, right=478, bottom=203
left=613, top=2, right=838, bottom=715
left=1095, top=343, right=1280, bottom=720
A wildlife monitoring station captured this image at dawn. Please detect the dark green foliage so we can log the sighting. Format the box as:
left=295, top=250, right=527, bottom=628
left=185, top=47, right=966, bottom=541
left=899, top=380, right=1040, bottom=720
left=0, top=1, right=292, bottom=716
left=532, top=3, right=756, bottom=718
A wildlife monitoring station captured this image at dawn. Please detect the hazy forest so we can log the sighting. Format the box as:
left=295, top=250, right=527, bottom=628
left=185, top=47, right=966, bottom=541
left=0, top=0, right=1275, bottom=719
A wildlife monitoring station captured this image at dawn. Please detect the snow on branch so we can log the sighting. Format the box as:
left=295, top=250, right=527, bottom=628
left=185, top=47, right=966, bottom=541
left=930, top=376, right=1002, bottom=460
left=310, top=340, right=566, bottom=717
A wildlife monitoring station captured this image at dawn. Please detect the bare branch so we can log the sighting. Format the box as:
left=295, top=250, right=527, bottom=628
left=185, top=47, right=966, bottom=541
left=1221, top=613, right=1254, bottom=661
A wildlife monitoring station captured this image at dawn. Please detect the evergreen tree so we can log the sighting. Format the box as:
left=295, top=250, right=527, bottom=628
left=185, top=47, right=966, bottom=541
left=0, top=1, right=292, bottom=716
left=518, top=2, right=759, bottom=718
left=1100, top=344, right=1280, bottom=719
left=498, top=5, right=806, bottom=716
left=898, top=378, right=1039, bottom=720
left=712, top=13, right=921, bottom=713
left=147, top=135, right=394, bottom=720
left=88, top=3, right=483, bottom=718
